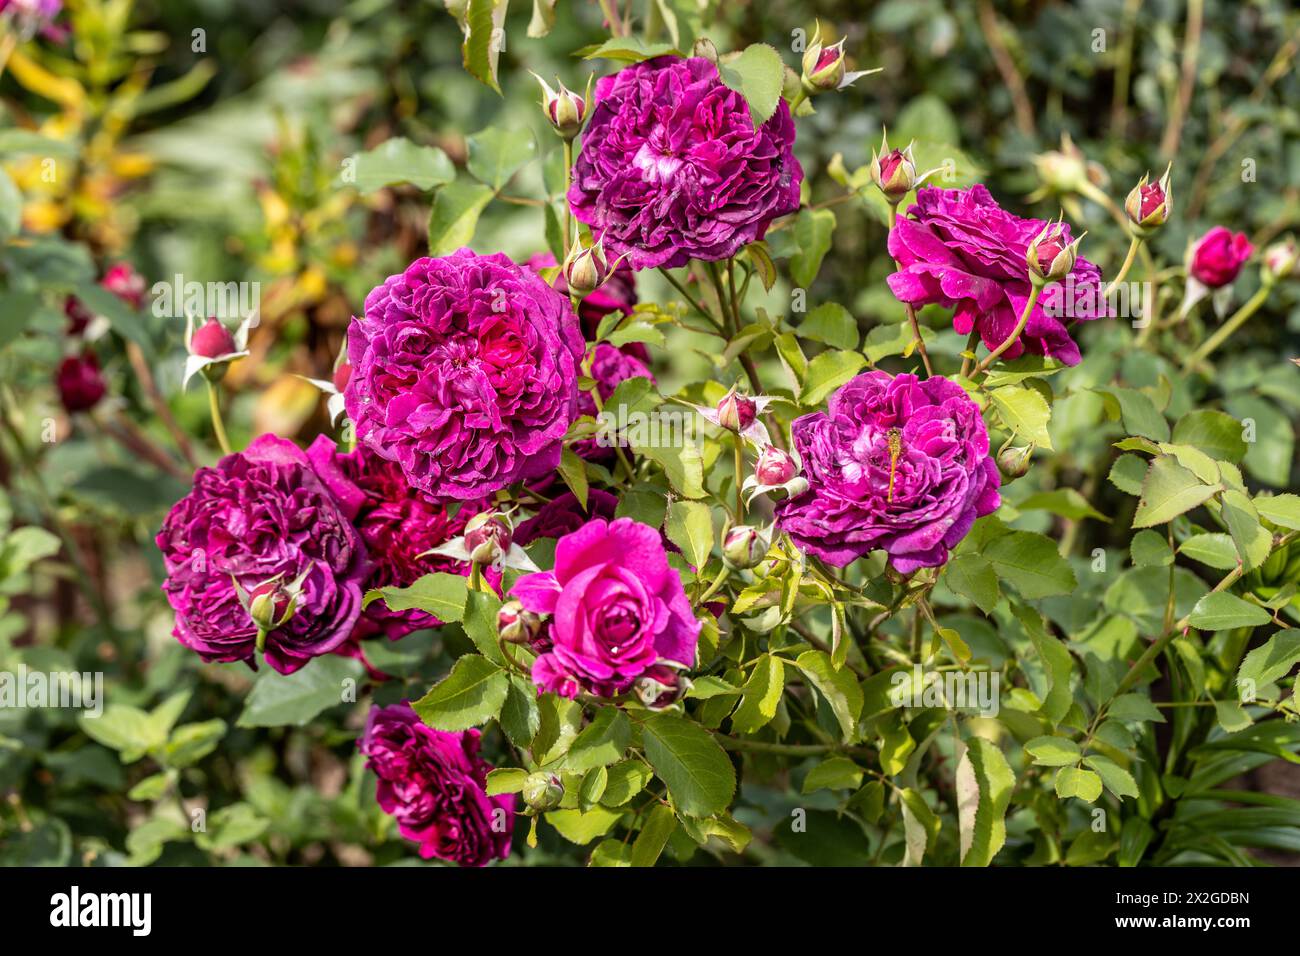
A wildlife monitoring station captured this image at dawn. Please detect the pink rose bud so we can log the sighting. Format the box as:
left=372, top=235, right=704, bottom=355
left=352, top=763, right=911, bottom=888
left=498, top=599, right=542, bottom=644
left=870, top=133, right=920, bottom=204
left=723, top=524, right=768, bottom=570
left=997, top=445, right=1033, bottom=481
left=1262, top=235, right=1297, bottom=285
left=464, top=512, right=512, bottom=564
left=1027, top=220, right=1081, bottom=283
left=248, top=578, right=293, bottom=632
left=1188, top=226, right=1253, bottom=288
left=533, top=73, right=590, bottom=141
left=561, top=238, right=613, bottom=297
left=634, top=664, right=688, bottom=710
left=1124, top=165, right=1171, bottom=236
left=716, top=389, right=756, bottom=433
left=332, top=360, right=352, bottom=393
left=801, top=34, right=846, bottom=93
left=755, top=445, right=798, bottom=486
left=56, top=351, right=106, bottom=413
left=100, top=262, right=147, bottom=310
left=190, top=317, right=238, bottom=359
left=64, top=295, right=93, bottom=336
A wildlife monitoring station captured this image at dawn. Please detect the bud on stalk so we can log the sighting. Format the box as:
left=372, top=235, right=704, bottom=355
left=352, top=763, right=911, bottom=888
left=522, top=772, right=564, bottom=812
left=801, top=32, right=847, bottom=94
left=1262, top=235, right=1298, bottom=285
left=997, top=445, right=1033, bottom=481
left=1026, top=218, right=1084, bottom=285
left=561, top=236, right=618, bottom=297
left=532, top=73, right=592, bottom=141
left=754, top=445, right=798, bottom=486
left=716, top=388, right=757, bottom=433
left=723, top=524, right=769, bottom=570
left=1124, top=165, right=1172, bottom=237
left=464, top=512, right=512, bottom=565
left=498, top=599, right=542, bottom=645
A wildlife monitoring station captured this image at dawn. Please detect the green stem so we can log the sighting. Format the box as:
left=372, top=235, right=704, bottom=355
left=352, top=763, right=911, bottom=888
left=1103, top=235, right=1142, bottom=300
left=469, top=561, right=483, bottom=593
left=1182, top=285, right=1271, bottom=370
left=561, top=140, right=573, bottom=261
left=959, top=330, right=981, bottom=379
left=206, top=379, right=233, bottom=455
left=697, top=566, right=731, bottom=604
left=733, top=434, right=745, bottom=521
left=974, top=283, right=1044, bottom=375
left=657, top=267, right=724, bottom=335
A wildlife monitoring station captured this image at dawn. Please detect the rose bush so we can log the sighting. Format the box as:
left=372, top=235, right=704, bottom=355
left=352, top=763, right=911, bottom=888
left=4, top=0, right=1299, bottom=876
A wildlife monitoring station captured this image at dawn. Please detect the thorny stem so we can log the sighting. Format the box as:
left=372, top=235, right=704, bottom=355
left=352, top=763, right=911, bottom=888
left=657, top=267, right=724, bottom=335
left=733, top=434, right=745, bottom=521
left=1182, top=285, right=1271, bottom=371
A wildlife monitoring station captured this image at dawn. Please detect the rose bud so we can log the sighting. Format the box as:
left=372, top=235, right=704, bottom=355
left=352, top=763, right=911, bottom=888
left=521, top=771, right=564, bottom=812
left=498, top=599, right=542, bottom=644
left=64, top=295, right=94, bottom=336
left=1188, top=226, right=1254, bottom=289
left=56, top=352, right=106, bottom=413
left=1030, top=133, right=1108, bottom=199
left=634, top=664, right=689, bottom=710
left=1262, top=235, right=1298, bottom=285
left=716, top=389, right=757, bottom=433
left=100, top=262, right=147, bottom=310
left=1026, top=219, right=1083, bottom=284
left=561, top=236, right=615, bottom=297
left=869, top=133, right=920, bottom=204
left=532, top=73, right=591, bottom=141
left=723, top=524, right=769, bottom=570
left=331, top=359, right=352, bottom=393
left=755, top=445, right=798, bottom=486
left=464, top=511, right=512, bottom=565
left=190, top=317, right=239, bottom=360
left=1124, top=165, right=1171, bottom=237
left=247, top=577, right=295, bottom=633
left=802, top=34, right=846, bottom=93
left=996, top=445, right=1033, bottom=481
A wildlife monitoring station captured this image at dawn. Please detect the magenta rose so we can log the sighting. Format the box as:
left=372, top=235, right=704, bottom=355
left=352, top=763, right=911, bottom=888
left=156, top=434, right=370, bottom=674
left=776, top=371, right=1001, bottom=573
left=511, top=518, right=700, bottom=698
left=306, top=438, right=494, bottom=642
left=1189, top=226, right=1254, bottom=288
left=568, top=56, right=802, bottom=271
left=360, top=702, right=514, bottom=866
left=887, top=185, right=1107, bottom=365
left=345, top=248, right=584, bottom=502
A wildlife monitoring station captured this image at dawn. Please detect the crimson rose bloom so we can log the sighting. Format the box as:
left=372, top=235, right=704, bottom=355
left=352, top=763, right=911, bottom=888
left=360, top=703, right=514, bottom=866
left=156, top=435, right=370, bottom=674
left=56, top=352, right=106, bottom=412
left=888, top=185, right=1106, bottom=365
left=1189, top=226, right=1253, bottom=288
left=512, top=518, right=700, bottom=698
left=306, top=437, right=491, bottom=641
left=776, top=371, right=1000, bottom=573
left=568, top=56, right=802, bottom=271
left=345, top=249, right=584, bottom=502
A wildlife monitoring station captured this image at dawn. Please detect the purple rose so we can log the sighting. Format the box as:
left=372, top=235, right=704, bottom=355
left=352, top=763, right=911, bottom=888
left=1189, top=226, right=1253, bottom=288
left=306, top=438, right=495, bottom=642
left=156, top=435, right=370, bottom=674
left=360, top=703, right=514, bottom=866
left=776, top=371, right=1001, bottom=573
left=568, top=56, right=802, bottom=271
left=887, top=185, right=1106, bottom=365
left=511, top=518, right=700, bottom=698
left=515, top=489, right=619, bottom=546
left=345, top=248, right=584, bottom=502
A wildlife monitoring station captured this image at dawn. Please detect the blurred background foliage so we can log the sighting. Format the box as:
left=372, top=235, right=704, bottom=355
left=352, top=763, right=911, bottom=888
left=1, top=0, right=1298, bottom=865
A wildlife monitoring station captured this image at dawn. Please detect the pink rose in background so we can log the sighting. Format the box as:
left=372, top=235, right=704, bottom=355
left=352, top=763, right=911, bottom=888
left=1189, top=226, right=1253, bottom=288
left=360, top=703, right=514, bottom=866
left=511, top=518, right=700, bottom=698
left=345, top=248, right=584, bottom=502
left=887, top=185, right=1107, bottom=365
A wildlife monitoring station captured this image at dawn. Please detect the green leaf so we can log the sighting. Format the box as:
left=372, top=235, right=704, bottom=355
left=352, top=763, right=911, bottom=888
left=1221, top=489, right=1271, bottom=570
left=1108, top=693, right=1166, bottom=724
left=716, top=43, right=786, bottom=128
left=1130, top=529, right=1173, bottom=567
left=1178, top=533, right=1239, bottom=570
left=1108, top=453, right=1148, bottom=496
left=194, top=803, right=269, bottom=851
left=1256, top=494, right=1300, bottom=530
left=1238, top=630, right=1300, bottom=689
left=427, top=177, right=494, bottom=255
left=730, top=654, right=784, bottom=734
left=789, top=208, right=836, bottom=288
left=579, top=36, right=681, bottom=62
left=0, top=292, right=41, bottom=352
left=1054, top=766, right=1103, bottom=803
left=665, top=500, right=713, bottom=570
left=795, top=650, right=863, bottom=742
left=1226, top=394, right=1293, bottom=486
left=532, top=693, right=584, bottom=766
left=636, top=439, right=705, bottom=499
left=486, top=768, right=529, bottom=795
left=0, top=526, right=61, bottom=576
left=462, top=588, right=507, bottom=664
left=1095, top=386, right=1170, bottom=442
left=943, top=554, right=1000, bottom=614
left=862, top=319, right=936, bottom=364
left=984, top=531, right=1077, bottom=599
left=1187, top=592, right=1271, bottom=631
left=1017, top=489, right=1108, bottom=522
left=1132, top=456, right=1219, bottom=528
left=900, top=788, right=939, bottom=866
left=640, top=714, right=736, bottom=818
left=545, top=807, right=621, bottom=845
left=957, top=737, right=1015, bottom=867
left=411, top=655, right=509, bottom=732
left=565, top=707, right=632, bottom=771
left=346, top=137, right=455, bottom=192
left=797, top=302, right=859, bottom=350
left=557, top=447, right=589, bottom=512
left=1172, top=409, right=1248, bottom=463
left=1024, top=735, right=1082, bottom=767
left=601, top=759, right=652, bottom=806
left=802, top=756, right=864, bottom=793
left=799, top=349, right=867, bottom=406
left=1084, top=754, right=1139, bottom=799
left=989, top=385, right=1053, bottom=450
left=0, top=169, right=19, bottom=241
left=467, top=126, right=538, bottom=190
left=630, top=804, right=677, bottom=867
left=499, top=674, right=541, bottom=748
left=579, top=765, right=609, bottom=811
left=78, top=705, right=161, bottom=762
left=457, top=0, right=508, bottom=93
left=236, top=656, right=362, bottom=729
left=367, top=571, right=468, bottom=621
left=1017, top=605, right=1074, bottom=726
left=164, top=719, right=226, bottom=768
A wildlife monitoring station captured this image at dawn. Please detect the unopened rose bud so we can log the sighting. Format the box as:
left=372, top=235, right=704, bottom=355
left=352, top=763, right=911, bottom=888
left=634, top=665, right=689, bottom=710
left=869, top=132, right=921, bottom=204
left=248, top=579, right=294, bottom=632
left=997, top=445, right=1033, bottom=481
left=1124, top=165, right=1171, bottom=237
left=101, top=262, right=147, bottom=310
left=56, top=351, right=106, bottom=413
left=723, top=524, right=768, bottom=570
left=498, top=599, right=542, bottom=644
left=464, top=512, right=512, bottom=564
left=64, top=295, right=93, bottom=336
left=1031, top=134, right=1107, bottom=197
left=532, top=74, right=590, bottom=141
left=1026, top=220, right=1082, bottom=284
left=190, top=318, right=239, bottom=359
left=522, top=771, right=564, bottom=811
left=716, top=389, right=756, bottom=433
left=802, top=35, right=846, bottom=93
left=562, top=238, right=614, bottom=297
left=755, top=445, right=798, bottom=486
left=1262, top=235, right=1298, bottom=285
